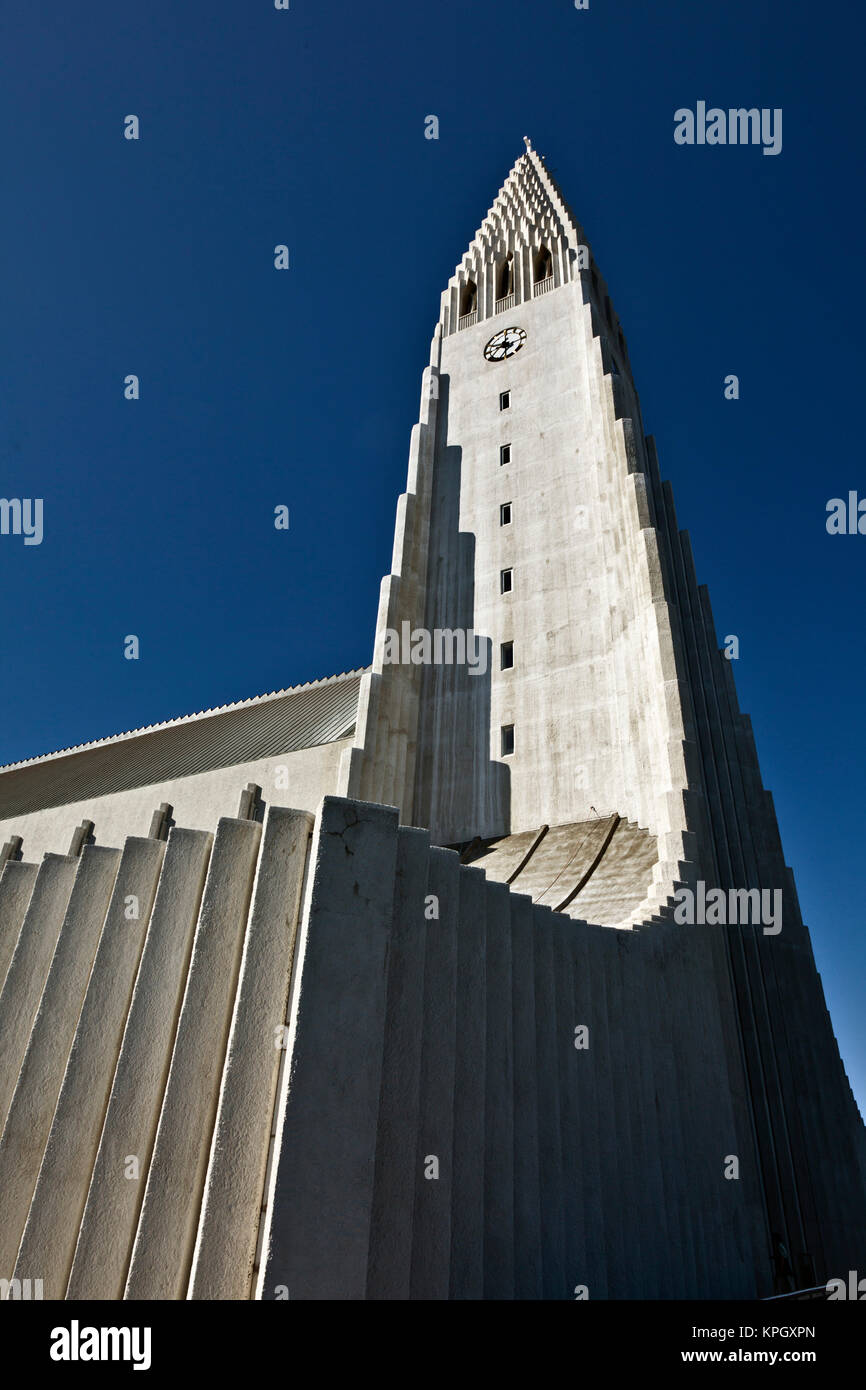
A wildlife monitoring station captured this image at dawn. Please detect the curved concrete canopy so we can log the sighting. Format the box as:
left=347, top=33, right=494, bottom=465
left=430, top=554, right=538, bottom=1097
left=458, top=814, right=657, bottom=927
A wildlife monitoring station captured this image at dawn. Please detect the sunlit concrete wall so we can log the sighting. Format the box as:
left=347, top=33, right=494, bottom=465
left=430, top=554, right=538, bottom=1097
left=0, top=737, right=350, bottom=863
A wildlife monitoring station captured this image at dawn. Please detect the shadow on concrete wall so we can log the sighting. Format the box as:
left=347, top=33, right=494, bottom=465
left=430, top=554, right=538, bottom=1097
left=412, top=374, right=510, bottom=844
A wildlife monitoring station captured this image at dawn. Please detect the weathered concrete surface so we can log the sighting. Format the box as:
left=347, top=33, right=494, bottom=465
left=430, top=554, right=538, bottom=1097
left=0, top=854, right=77, bottom=1136
left=409, top=846, right=458, bottom=1299
left=251, top=797, right=770, bottom=1299
left=460, top=826, right=540, bottom=883
left=66, top=828, right=212, bottom=1300
left=366, top=826, right=430, bottom=1300
left=188, top=807, right=313, bottom=1301
left=126, top=818, right=263, bottom=1299
left=448, top=864, right=486, bottom=1299
left=0, top=783, right=859, bottom=1301
left=510, top=891, right=542, bottom=1298
left=0, top=860, right=38, bottom=993
left=0, top=844, right=120, bottom=1278
left=12, top=836, right=165, bottom=1297
left=462, top=815, right=655, bottom=924
left=482, top=878, right=515, bottom=1298
left=257, top=798, right=399, bottom=1300
left=0, top=741, right=350, bottom=866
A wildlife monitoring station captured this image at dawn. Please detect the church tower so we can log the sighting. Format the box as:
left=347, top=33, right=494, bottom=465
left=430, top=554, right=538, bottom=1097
left=0, top=139, right=863, bottom=1301
left=340, top=138, right=866, bottom=1286
left=339, top=136, right=695, bottom=926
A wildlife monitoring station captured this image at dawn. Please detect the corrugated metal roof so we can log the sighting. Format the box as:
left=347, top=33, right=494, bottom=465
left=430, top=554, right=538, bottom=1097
left=0, top=669, right=366, bottom=818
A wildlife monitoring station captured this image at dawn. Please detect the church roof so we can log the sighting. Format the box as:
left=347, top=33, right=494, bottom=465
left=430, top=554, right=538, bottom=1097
left=0, top=669, right=366, bottom=819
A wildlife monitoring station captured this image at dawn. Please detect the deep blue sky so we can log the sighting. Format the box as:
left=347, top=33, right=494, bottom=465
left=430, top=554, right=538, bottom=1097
left=1, top=0, right=864, bottom=1109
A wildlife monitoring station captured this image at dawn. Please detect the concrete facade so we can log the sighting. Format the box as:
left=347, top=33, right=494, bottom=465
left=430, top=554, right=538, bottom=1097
left=0, top=789, right=861, bottom=1299
left=0, top=140, right=864, bottom=1298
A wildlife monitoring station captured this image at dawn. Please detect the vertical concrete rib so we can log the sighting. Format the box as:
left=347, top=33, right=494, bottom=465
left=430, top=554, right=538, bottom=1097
left=257, top=798, right=399, bottom=1301
left=12, top=837, right=165, bottom=1300
left=125, top=817, right=263, bottom=1299
left=189, top=808, right=313, bottom=1301
left=0, top=861, right=38, bottom=994
left=587, top=925, right=626, bottom=1297
left=606, top=927, right=638, bottom=1297
left=659, top=922, right=700, bottom=1296
left=570, top=919, right=607, bottom=1298
left=66, top=827, right=212, bottom=1300
left=448, top=863, right=487, bottom=1300
left=617, top=928, right=654, bottom=1298
left=674, top=921, right=714, bottom=1294
left=637, top=924, right=676, bottom=1299
left=0, top=854, right=77, bottom=1136
left=410, top=846, right=459, bottom=1299
left=702, top=914, right=764, bottom=1296
left=534, top=907, right=566, bottom=1299
left=689, top=565, right=807, bottom=1265
left=483, top=878, right=515, bottom=1298
left=367, top=826, right=430, bottom=1300
left=510, top=892, right=542, bottom=1298
left=0, top=844, right=120, bottom=1279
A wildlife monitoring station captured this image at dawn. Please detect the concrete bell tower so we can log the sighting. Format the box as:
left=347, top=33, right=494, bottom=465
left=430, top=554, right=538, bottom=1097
left=339, top=139, right=866, bottom=1284
left=339, top=136, right=696, bottom=923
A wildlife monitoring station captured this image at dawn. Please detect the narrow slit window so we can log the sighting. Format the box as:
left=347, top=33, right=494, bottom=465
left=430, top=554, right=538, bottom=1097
left=500, top=502, right=512, bottom=526
left=500, top=568, right=513, bottom=594
left=501, top=724, right=515, bottom=756
left=500, top=443, right=511, bottom=466
left=499, top=390, right=511, bottom=411
left=501, top=641, right=514, bottom=670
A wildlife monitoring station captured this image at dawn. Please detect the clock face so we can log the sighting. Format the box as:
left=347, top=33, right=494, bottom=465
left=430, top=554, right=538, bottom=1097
left=484, top=326, right=526, bottom=362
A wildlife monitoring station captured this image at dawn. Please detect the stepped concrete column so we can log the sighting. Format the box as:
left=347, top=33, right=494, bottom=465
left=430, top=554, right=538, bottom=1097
left=189, top=807, right=313, bottom=1301
left=448, top=863, right=487, bottom=1299
left=12, top=836, right=165, bottom=1299
left=0, top=855, right=77, bottom=1136
left=366, top=826, right=430, bottom=1300
left=510, top=892, right=542, bottom=1298
left=66, top=828, right=212, bottom=1300
left=125, top=818, right=263, bottom=1299
left=257, top=798, right=399, bottom=1301
left=409, top=846, right=459, bottom=1299
left=0, top=860, right=38, bottom=994
left=0, top=844, right=120, bottom=1279
left=483, top=879, right=515, bottom=1298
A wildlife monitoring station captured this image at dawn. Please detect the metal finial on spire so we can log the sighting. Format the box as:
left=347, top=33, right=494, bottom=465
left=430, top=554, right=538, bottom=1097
left=523, top=135, right=532, bottom=150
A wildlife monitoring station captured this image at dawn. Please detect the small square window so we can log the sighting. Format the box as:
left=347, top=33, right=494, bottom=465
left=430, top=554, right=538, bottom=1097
left=499, top=390, right=511, bottom=411
left=500, top=443, right=511, bottom=466
left=500, top=641, right=514, bottom=670
left=500, top=502, right=512, bottom=526
left=501, top=724, right=515, bottom=756
left=500, top=568, right=513, bottom=594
